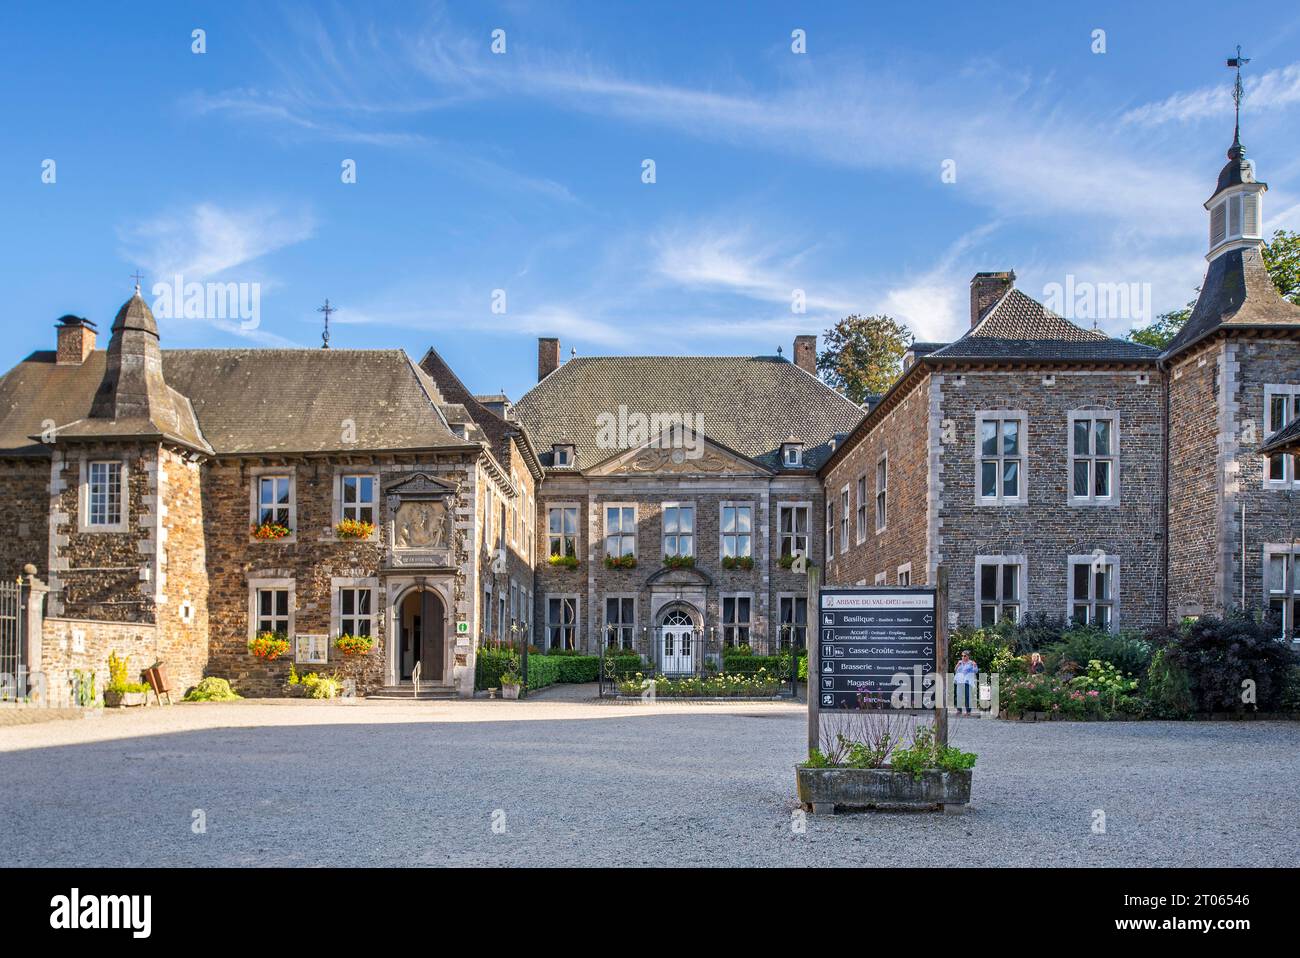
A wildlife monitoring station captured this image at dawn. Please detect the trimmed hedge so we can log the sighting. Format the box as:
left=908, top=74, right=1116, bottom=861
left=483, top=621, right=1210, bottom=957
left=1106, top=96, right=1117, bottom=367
left=474, top=649, right=597, bottom=691
left=602, top=652, right=646, bottom=679
left=549, top=654, right=600, bottom=683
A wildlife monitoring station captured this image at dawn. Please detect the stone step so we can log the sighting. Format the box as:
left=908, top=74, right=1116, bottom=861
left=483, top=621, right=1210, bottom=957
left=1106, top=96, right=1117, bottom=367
left=366, top=685, right=457, bottom=701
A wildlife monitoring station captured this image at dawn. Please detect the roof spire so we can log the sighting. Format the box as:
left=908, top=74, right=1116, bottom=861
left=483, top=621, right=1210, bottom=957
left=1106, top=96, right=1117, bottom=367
left=1227, top=45, right=1250, bottom=157
left=130, top=269, right=144, bottom=294
left=317, top=298, right=335, bottom=350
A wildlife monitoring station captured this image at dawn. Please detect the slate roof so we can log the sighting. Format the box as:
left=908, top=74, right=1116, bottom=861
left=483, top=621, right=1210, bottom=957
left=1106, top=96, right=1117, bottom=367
left=928, top=288, right=1158, bottom=363
left=1162, top=246, right=1300, bottom=359
left=512, top=355, right=865, bottom=471
left=1261, top=417, right=1300, bottom=456
left=0, top=349, right=469, bottom=457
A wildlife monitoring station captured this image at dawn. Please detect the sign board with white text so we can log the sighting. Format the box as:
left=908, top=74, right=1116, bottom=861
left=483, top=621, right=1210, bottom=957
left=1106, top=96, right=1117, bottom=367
left=816, top=587, right=938, bottom=709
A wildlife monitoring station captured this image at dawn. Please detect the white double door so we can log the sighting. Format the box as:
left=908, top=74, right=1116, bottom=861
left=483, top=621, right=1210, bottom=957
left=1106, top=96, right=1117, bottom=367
left=660, top=610, right=695, bottom=674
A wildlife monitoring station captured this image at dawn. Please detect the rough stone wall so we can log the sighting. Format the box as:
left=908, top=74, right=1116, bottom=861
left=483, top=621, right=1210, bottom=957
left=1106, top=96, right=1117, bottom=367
left=1222, top=337, right=1300, bottom=614
left=823, top=373, right=931, bottom=588
left=157, top=447, right=209, bottom=691
left=0, top=458, right=50, bottom=581
left=202, top=456, right=473, bottom=696
left=1167, top=343, right=1225, bottom=619
left=39, top=617, right=158, bottom=706
left=938, top=367, right=1166, bottom=630
left=51, top=443, right=158, bottom=623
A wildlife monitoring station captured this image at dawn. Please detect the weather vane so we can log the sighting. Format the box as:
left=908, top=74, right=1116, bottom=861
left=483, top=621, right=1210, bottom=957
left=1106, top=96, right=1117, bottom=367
left=1227, top=45, right=1251, bottom=142
left=317, top=299, right=335, bottom=350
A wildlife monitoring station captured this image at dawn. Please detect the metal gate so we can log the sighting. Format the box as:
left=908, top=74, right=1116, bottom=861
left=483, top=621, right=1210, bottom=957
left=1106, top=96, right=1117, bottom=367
left=0, top=578, right=25, bottom=701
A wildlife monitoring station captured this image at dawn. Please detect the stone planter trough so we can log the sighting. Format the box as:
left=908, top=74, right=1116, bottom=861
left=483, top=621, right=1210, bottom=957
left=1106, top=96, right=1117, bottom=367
left=796, top=766, right=972, bottom=814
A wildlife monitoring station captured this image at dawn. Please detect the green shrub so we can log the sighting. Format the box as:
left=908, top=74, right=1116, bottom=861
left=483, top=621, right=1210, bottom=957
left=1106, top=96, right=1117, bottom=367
left=1147, top=613, right=1294, bottom=712
left=602, top=652, right=645, bottom=680
left=1044, top=628, right=1153, bottom=679
left=947, top=627, right=1014, bottom=673
left=1144, top=647, right=1194, bottom=718
left=1282, top=665, right=1300, bottom=712
left=548, top=654, right=599, bottom=683
left=888, top=726, right=977, bottom=780
left=184, top=677, right=241, bottom=702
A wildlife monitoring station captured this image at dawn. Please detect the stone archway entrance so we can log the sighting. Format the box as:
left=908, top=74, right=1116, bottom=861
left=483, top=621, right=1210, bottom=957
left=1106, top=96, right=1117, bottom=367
left=397, top=588, right=445, bottom=682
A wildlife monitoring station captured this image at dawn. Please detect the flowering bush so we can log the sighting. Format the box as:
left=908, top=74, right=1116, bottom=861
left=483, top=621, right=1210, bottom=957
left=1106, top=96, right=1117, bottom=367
left=617, top=669, right=781, bottom=698
left=251, top=522, right=291, bottom=540
left=1069, top=658, right=1139, bottom=712
left=334, top=633, right=374, bottom=656
left=603, top=553, right=636, bottom=569
left=248, top=632, right=291, bottom=660
left=335, top=518, right=375, bottom=540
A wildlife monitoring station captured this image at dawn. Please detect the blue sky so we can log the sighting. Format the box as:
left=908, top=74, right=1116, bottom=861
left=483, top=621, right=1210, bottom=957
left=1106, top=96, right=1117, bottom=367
left=3, top=1, right=1299, bottom=400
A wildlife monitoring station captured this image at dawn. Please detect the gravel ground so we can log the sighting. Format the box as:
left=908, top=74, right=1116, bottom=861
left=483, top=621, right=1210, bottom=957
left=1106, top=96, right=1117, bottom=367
left=0, top=698, right=1296, bottom=867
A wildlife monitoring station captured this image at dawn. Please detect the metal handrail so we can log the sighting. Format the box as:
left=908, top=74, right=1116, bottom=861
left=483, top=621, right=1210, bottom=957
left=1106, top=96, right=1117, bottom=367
left=412, top=661, right=421, bottom=698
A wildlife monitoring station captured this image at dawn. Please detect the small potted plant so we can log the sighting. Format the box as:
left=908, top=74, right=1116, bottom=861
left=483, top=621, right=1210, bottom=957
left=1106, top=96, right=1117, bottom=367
left=335, top=518, right=375, bottom=540
left=500, top=669, right=523, bottom=700
left=103, top=650, right=150, bottom=708
left=334, top=633, right=374, bottom=656
left=251, top=521, right=292, bottom=540
left=248, top=631, right=291, bottom=660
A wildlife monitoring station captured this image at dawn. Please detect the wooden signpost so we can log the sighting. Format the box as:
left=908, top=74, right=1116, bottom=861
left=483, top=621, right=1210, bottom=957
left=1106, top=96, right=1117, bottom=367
left=807, top=565, right=949, bottom=755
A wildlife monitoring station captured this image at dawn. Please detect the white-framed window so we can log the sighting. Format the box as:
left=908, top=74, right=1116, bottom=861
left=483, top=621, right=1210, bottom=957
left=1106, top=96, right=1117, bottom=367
left=295, top=634, right=328, bottom=665
left=552, top=444, right=574, bottom=467
left=1069, top=413, right=1116, bottom=503
left=838, top=486, right=850, bottom=553
left=332, top=578, right=377, bottom=639
left=663, top=503, right=695, bottom=557
left=1264, top=547, right=1300, bottom=643
left=1265, top=385, right=1300, bottom=486
left=1068, top=555, right=1118, bottom=631
left=251, top=470, right=295, bottom=535
left=778, top=503, right=811, bottom=561
left=604, top=503, right=637, bottom=559
left=720, top=502, right=753, bottom=559
left=874, top=571, right=887, bottom=586
left=248, top=578, right=294, bottom=642
left=782, top=442, right=803, bottom=467
left=721, top=594, right=753, bottom=647
left=82, top=459, right=126, bottom=531
left=546, top=595, right=579, bottom=650
left=499, top=591, right=507, bottom=640
left=897, top=563, right=912, bottom=586
left=977, top=412, right=1026, bottom=503
left=339, top=474, right=378, bottom=526
left=547, top=503, right=579, bottom=559
left=825, top=499, right=835, bottom=558
left=975, top=556, right=1024, bottom=626
left=525, top=493, right=534, bottom=563
left=875, top=453, right=888, bottom=532
left=510, top=580, right=519, bottom=629
left=604, top=595, right=636, bottom=649
left=855, top=476, right=867, bottom=543
left=778, top=595, right=807, bottom=648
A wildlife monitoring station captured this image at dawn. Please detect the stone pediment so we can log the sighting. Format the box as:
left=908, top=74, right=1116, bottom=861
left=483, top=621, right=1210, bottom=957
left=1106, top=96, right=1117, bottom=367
left=385, top=472, right=458, bottom=500
left=645, top=565, right=714, bottom=589
left=586, top=433, right=770, bottom=478
left=384, top=472, right=458, bottom=565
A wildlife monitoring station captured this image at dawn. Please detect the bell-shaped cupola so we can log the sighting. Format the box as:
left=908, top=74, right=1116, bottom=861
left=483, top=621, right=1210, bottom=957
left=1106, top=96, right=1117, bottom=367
left=1204, top=130, right=1266, bottom=262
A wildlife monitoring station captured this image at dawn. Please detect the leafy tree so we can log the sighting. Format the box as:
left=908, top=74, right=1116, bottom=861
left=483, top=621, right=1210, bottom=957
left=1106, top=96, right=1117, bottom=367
left=817, top=314, right=911, bottom=404
left=1128, top=229, right=1300, bottom=347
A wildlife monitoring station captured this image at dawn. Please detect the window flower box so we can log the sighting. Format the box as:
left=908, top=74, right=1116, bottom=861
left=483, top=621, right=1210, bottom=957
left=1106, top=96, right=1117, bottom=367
left=604, top=554, right=637, bottom=570
left=251, top=522, right=292, bottom=541
left=778, top=553, right=815, bottom=571
left=335, top=519, right=375, bottom=540
left=548, top=553, right=579, bottom=569
left=334, top=633, right=374, bottom=657
left=722, top=555, right=754, bottom=571
left=248, top=632, right=291, bottom=660
left=662, top=554, right=695, bottom=569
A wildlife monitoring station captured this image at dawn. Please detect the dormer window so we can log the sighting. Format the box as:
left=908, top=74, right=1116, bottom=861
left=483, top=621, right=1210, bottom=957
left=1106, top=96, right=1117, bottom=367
left=782, top=442, right=804, bottom=468
left=553, top=444, right=575, bottom=468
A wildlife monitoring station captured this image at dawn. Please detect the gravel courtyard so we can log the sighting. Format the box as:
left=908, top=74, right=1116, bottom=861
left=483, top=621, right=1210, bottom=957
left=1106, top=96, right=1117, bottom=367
left=1, top=695, right=1296, bottom=867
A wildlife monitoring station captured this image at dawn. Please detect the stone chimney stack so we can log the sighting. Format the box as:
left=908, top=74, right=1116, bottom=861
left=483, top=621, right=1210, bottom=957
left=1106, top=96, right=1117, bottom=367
left=55, top=315, right=97, bottom=365
left=538, top=338, right=561, bottom=381
left=793, top=335, right=817, bottom=375
left=970, top=271, right=1015, bottom=327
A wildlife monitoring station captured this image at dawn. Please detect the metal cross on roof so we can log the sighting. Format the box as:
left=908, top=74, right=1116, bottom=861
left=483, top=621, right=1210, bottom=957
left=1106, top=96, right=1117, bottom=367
left=317, top=298, right=336, bottom=350
left=1227, top=45, right=1251, bottom=141
left=130, top=270, right=144, bottom=292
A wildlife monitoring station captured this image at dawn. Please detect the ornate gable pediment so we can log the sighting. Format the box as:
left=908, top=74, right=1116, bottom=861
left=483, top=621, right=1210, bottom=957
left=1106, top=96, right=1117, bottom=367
left=586, top=433, right=770, bottom=478
left=385, top=472, right=458, bottom=500
left=384, top=472, right=458, bottom=568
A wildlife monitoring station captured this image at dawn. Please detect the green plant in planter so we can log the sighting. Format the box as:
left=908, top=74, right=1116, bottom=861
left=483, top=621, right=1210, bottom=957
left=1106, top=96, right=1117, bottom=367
left=248, top=632, right=291, bottom=660
left=334, top=633, right=374, bottom=656
left=662, top=554, right=695, bottom=569
left=722, top=555, right=754, bottom=571
left=603, top=553, right=637, bottom=570
left=501, top=670, right=522, bottom=686
left=548, top=553, right=579, bottom=569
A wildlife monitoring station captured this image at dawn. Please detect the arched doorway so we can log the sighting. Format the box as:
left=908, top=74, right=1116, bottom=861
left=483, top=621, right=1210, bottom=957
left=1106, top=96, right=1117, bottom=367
left=658, top=606, right=697, bottom=674
left=397, top=588, right=446, bottom=681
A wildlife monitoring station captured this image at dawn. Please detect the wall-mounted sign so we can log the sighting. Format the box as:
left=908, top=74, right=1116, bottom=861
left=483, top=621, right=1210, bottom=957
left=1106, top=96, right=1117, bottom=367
left=456, top=621, right=469, bottom=634
left=817, top=587, right=937, bottom=710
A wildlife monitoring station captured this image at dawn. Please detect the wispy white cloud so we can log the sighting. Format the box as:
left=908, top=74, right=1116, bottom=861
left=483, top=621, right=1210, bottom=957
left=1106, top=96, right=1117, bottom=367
left=1122, top=62, right=1300, bottom=126
left=118, top=202, right=315, bottom=279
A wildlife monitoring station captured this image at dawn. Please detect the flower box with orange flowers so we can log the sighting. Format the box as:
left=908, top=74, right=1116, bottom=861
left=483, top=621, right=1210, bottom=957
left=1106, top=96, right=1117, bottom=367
left=335, top=519, right=376, bottom=541
left=334, top=634, right=374, bottom=657
left=251, top=522, right=292, bottom=541
left=248, top=632, right=291, bottom=660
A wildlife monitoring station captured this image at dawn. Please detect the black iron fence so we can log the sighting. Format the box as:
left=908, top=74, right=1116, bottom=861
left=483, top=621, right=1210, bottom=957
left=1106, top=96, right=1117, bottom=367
left=598, top=628, right=804, bottom=699
left=0, top=578, right=26, bottom=700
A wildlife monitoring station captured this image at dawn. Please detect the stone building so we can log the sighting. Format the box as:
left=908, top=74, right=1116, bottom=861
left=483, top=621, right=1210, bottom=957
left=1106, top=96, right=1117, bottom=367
left=822, top=126, right=1300, bottom=642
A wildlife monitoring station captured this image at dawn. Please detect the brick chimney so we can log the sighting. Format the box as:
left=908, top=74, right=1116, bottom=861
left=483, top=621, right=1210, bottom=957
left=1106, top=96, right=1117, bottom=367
left=538, top=337, right=561, bottom=381
left=970, top=271, right=1015, bottom=327
left=56, top=315, right=97, bottom=365
left=793, top=335, right=817, bottom=375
